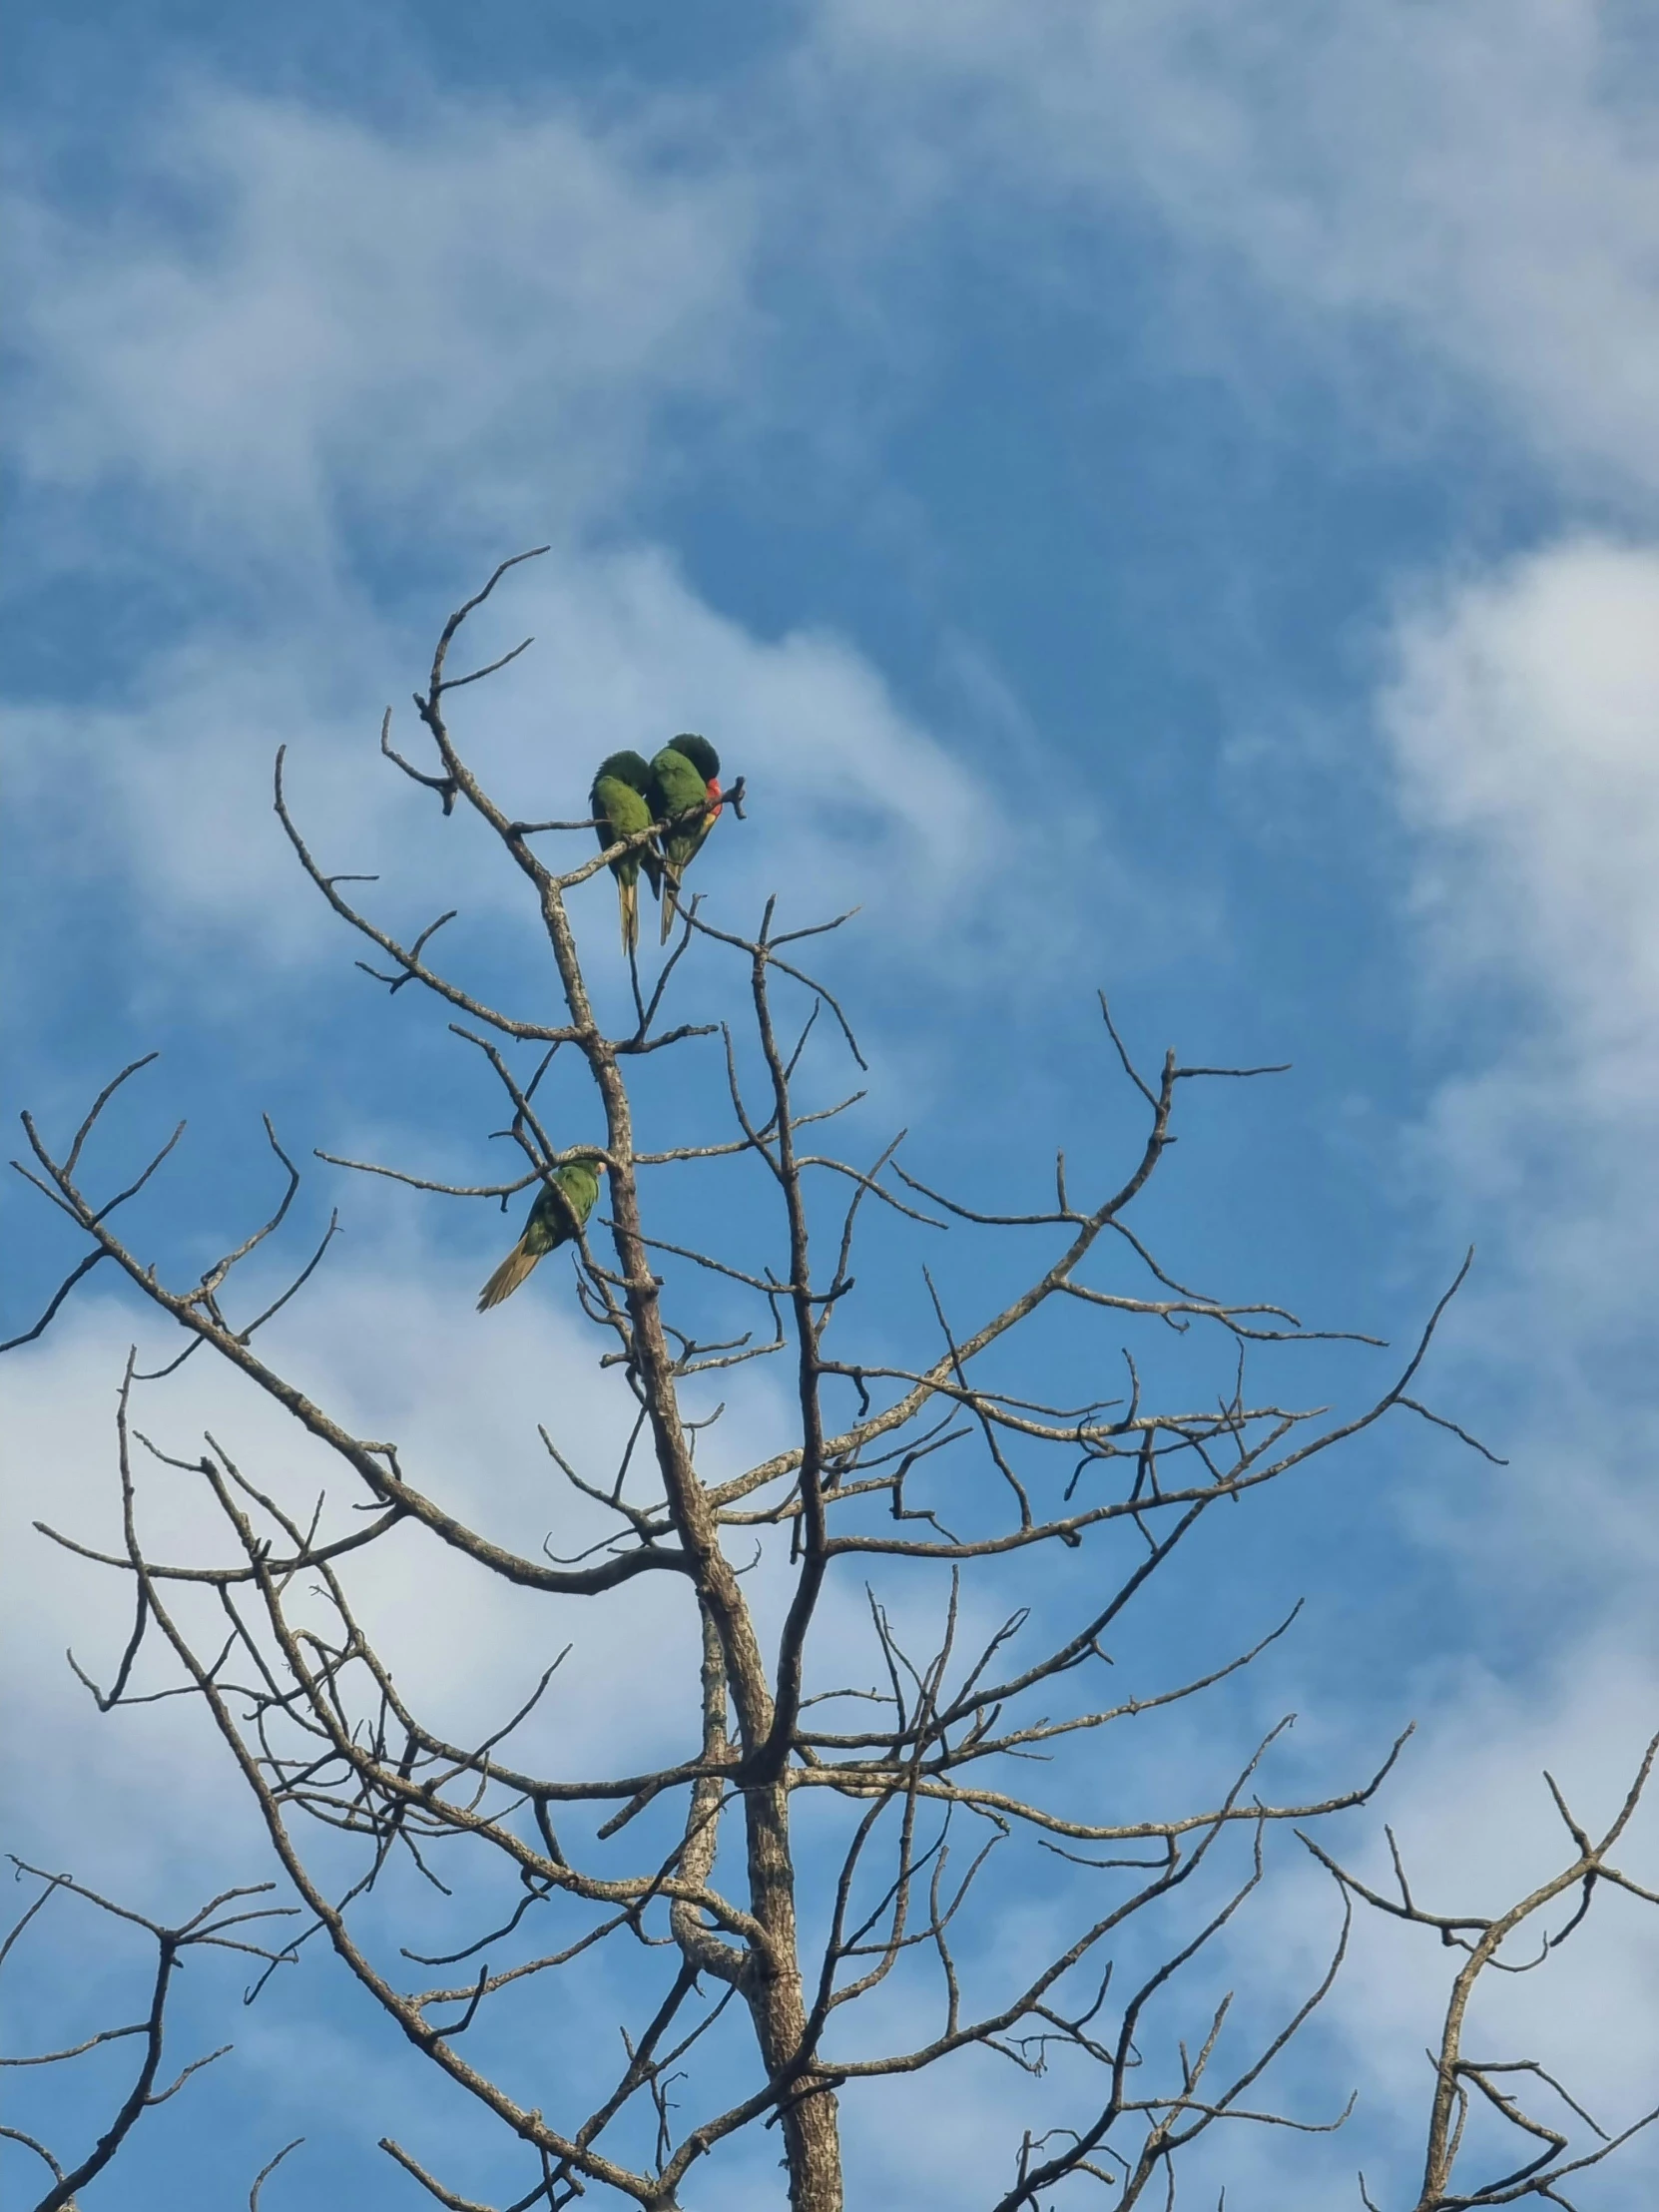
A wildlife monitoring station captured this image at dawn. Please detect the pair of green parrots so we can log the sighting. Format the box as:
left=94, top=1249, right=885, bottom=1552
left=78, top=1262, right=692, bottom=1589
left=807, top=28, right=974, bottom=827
left=590, top=734, right=723, bottom=955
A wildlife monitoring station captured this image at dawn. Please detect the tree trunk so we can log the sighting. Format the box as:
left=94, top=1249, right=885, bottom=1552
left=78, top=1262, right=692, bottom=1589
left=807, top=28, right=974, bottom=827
left=745, top=1782, right=842, bottom=2212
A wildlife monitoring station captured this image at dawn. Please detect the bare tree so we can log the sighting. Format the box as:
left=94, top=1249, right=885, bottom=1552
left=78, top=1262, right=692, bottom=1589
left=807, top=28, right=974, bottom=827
left=6, top=552, right=1655, bottom=2210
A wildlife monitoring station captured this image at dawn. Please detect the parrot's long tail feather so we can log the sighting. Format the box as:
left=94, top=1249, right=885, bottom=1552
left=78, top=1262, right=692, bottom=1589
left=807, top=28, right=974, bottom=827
left=477, top=1240, right=543, bottom=1313
left=659, top=869, right=682, bottom=945
left=620, top=876, right=639, bottom=956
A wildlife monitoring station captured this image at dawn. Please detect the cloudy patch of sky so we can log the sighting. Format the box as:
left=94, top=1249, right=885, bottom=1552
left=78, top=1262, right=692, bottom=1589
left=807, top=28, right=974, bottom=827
left=3, top=3, right=1658, bottom=2205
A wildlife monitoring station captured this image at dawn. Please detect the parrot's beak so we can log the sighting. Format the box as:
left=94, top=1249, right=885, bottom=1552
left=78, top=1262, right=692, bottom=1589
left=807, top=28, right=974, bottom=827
left=707, top=777, right=723, bottom=821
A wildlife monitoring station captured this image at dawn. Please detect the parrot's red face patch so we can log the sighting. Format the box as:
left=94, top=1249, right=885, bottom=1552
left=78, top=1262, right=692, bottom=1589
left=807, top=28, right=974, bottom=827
left=706, top=777, right=723, bottom=821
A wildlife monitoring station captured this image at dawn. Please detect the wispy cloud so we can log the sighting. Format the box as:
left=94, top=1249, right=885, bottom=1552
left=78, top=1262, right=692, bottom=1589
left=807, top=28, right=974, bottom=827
left=1388, top=540, right=1659, bottom=1072
left=1382, top=538, right=1659, bottom=1344
left=812, top=0, right=1659, bottom=496
left=6, top=85, right=759, bottom=560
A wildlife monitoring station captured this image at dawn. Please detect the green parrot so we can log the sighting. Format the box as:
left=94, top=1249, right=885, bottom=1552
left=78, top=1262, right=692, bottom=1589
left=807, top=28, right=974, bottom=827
left=476, top=1156, right=605, bottom=1312
left=590, top=751, right=663, bottom=956
left=647, top=734, right=723, bottom=943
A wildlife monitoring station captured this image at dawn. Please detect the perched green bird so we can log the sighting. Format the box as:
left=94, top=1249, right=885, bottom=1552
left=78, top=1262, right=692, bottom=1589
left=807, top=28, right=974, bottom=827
left=477, top=1156, right=605, bottom=1313
left=590, top=751, right=662, bottom=956
left=648, top=734, right=723, bottom=943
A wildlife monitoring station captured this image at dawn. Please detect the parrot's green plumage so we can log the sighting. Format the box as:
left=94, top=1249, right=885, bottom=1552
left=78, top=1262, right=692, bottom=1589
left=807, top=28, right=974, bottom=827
left=477, top=1156, right=605, bottom=1313
left=591, top=751, right=663, bottom=956
left=648, top=734, right=722, bottom=943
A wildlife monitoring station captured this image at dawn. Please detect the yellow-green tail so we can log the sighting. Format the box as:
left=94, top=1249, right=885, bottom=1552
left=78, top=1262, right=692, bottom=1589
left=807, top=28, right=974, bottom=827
left=659, top=868, right=681, bottom=944
left=477, top=1239, right=543, bottom=1312
left=619, top=875, right=639, bottom=956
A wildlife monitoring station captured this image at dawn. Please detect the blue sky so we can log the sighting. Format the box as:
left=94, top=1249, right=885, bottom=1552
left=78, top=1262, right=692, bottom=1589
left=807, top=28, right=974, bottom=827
left=4, top=4, right=1659, bottom=2207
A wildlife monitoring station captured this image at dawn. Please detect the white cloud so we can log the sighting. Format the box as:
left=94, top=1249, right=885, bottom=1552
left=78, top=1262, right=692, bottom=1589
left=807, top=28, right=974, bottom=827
left=813, top=0, right=1659, bottom=495
left=1350, top=538, right=1659, bottom=1646
left=5, top=86, right=758, bottom=556
left=1382, top=540, right=1659, bottom=1315
left=1387, top=539, right=1659, bottom=1068
left=23, top=12, right=1655, bottom=543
